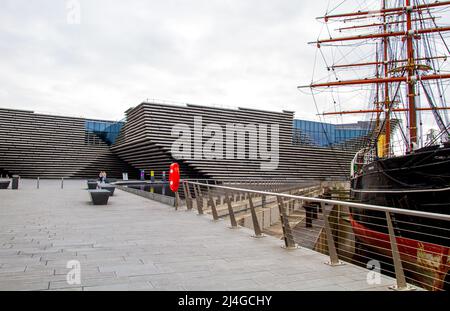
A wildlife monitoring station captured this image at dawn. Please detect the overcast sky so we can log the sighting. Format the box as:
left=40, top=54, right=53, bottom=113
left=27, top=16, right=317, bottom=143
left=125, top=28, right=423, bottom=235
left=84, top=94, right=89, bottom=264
left=0, top=0, right=331, bottom=121
left=1, top=0, right=447, bottom=130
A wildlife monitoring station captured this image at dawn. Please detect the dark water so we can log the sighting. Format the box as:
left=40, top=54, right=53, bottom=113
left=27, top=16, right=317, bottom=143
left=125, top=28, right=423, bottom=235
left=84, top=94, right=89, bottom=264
left=126, top=183, right=176, bottom=197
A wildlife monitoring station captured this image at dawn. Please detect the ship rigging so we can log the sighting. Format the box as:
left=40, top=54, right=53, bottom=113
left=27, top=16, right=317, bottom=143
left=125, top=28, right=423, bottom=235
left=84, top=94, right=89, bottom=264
left=299, top=0, right=450, bottom=156
left=299, top=0, right=450, bottom=291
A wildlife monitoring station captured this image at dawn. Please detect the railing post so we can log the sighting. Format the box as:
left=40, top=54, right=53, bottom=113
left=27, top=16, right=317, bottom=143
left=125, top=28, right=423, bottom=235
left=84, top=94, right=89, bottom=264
left=37, top=177, right=40, bottom=189
left=192, top=182, right=199, bottom=205
left=276, top=196, right=297, bottom=249
left=174, top=191, right=180, bottom=211
left=191, top=182, right=197, bottom=195
left=181, top=181, right=189, bottom=209
left=321, top=202, right=344, bottom=266
left=261, top=195, right=266, bottom=209
left=185, top=181, right=193, bottom=210
left=61, top=177, right=64, bottom=189
left=248, top=194, right=264, bottom=238
left=196, top=182, right=201, bottom=195
left=195, top=184, right=204, bottom=215
left=385, top=211, right=415, bottom=291
left=224, top=190, right=238, bottom=229
left=207, top=185, right=220, bottom=221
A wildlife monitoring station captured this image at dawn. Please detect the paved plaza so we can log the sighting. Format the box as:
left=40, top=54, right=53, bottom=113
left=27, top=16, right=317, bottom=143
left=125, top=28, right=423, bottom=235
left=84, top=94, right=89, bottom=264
left=0, top=179, right=396, bottom=291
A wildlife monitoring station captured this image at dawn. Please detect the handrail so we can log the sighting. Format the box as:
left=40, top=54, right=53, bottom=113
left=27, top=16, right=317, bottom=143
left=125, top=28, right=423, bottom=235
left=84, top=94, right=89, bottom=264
left=180, top=179, right=449, bottom=291
left=184, top=180, right=450, bottom=222
left=183, top=178, right=324, bottom=183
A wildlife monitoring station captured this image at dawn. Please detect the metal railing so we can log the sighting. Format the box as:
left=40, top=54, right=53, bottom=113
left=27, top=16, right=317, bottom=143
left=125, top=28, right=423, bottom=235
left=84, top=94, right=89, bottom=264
left=2, top=177, right=80, bottom=190
left=180, top=179, right=450, bottom=291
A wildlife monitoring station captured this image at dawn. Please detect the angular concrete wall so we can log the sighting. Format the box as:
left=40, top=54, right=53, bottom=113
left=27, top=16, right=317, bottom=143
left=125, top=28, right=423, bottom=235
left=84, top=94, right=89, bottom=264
left=0, top=103, right=355, bottom=181
left=112, top=102, right=354, bottom=181
left=0, top=108, right=138, bottom=179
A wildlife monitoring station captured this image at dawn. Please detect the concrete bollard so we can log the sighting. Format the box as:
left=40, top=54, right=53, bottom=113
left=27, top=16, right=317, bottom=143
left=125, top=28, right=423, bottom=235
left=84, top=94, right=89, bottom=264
left=303, top=203, right=314, bottom=228
left=11, top=175, right=20, bottom=190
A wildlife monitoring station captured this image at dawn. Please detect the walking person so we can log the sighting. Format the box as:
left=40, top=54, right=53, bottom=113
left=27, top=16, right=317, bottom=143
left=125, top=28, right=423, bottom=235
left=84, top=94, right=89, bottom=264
left=98, top=171, right=103, bottom=183
left=101, top=171, right=107, bottom=184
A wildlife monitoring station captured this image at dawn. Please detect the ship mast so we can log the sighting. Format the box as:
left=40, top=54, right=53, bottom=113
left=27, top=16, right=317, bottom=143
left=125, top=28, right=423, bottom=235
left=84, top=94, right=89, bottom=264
left=405, top=0, right=417, bottom=152
left=375, top=46, right=380, bottom=132
left=382, top=0, right=391, bottom=156
left=299, top=0, right=450, bottom=156
left=316, top=1, right=450, bottom=21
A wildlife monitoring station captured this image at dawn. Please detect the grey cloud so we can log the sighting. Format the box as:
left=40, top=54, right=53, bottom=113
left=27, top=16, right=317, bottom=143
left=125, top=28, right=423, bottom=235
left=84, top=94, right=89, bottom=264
left=0, top=0, right=328, bottom=120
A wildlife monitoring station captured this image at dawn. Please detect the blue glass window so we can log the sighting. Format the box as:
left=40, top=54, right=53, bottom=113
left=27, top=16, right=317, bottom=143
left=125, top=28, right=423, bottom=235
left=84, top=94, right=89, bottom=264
left=85, top=120, right=124, bottom=145
left=293, top=120, right=370, bottom=148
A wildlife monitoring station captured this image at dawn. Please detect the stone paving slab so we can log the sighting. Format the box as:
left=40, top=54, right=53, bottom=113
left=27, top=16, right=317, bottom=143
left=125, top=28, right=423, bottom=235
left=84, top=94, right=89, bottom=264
left=0, top=179, right=406, bottom=291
